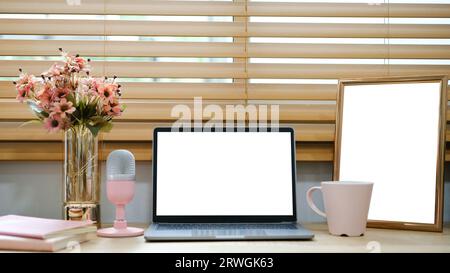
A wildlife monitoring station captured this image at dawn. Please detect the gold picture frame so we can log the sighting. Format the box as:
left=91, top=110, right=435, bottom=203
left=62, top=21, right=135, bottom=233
left=334, top=75, right=447, bottom=232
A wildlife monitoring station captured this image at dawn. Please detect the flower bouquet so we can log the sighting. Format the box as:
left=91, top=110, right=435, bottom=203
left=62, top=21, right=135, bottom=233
left=14, top=49, right=125, bottom=223
left=14, top=48, right=124, bottom=135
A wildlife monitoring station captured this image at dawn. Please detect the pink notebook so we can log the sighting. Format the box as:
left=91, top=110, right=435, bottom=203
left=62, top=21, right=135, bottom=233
left=0, top=215, right=95, bottom=239
left=0, top=233, right=94, bottom=252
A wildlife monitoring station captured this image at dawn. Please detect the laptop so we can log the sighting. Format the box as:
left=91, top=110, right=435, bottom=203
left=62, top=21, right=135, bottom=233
left=145, top=127, right=314, bottom=241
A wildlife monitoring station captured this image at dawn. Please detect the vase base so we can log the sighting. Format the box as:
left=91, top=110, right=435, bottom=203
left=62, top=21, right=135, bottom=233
left=97, top=227, right=144, bottom=238
left=64, top=203, right=100, bottom=227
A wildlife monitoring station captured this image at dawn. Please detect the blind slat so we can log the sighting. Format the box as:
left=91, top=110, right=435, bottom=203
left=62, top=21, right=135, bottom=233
left=2, top=81, right=449, bottom=101
left=2, top=19, right=449, bottom=38
left=0, top=60, right=245, bottom=78
left=248, top=43, right=450, bottom=59
left=296, top=143, right=334, bottom=162
left=3, top=61, right=450, bottom=79
left=0, top=142, right=335, bottom=162
left=0, top=142, right=63, bottom=161
left=0, top=19, right=246, bottom=37
left=0, top=0, right=245, bottom=16
left=247, top=84, right=337, bottom=100
left=0, top=40, right=245, bottom=58
left=247, top=64, right=450, bottom=79
left=0, top=99, right=336, bottom=122
left=3, top=40, right=450, bottom=59
left=0, top=122, right=336, bottom=142
left=276, top=104, right=335, bottom=122
left=248, top=2, right=450, bottom=18
left=292, top=124, right=335, bottom=142
left=1, top=1, right=449, bottom=18
left=0, top=81, right=246, bottom=100
left=248, top=23, right=450, bottom=38
left=0, top=141, right=152, bottom=161
left=118, top=82, right=246, bottom=100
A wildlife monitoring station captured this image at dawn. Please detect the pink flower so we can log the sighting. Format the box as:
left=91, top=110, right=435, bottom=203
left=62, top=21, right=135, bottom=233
left=93, top=79, right=104, bottom=93
left=65, top=53, right=90, bottom=73
left=15, top=73, right=36, bottom=103
left=52, top=87, right=70, bottom=101
left=103, top=100, right=121, bottom=117
left=51, top=98, right=75, bottom=119
left=16, top=88, right=28, bottom=103
left=43, top=63, right=64, bottom=77
left=43, top=114, right=65, bottom=133
left=75, top=57, right=88, bottom=70
left=98, top=83, right=118, bottom=103
left=79, top=77, right=95, bottom=94
left=36, top=84, right=53, bottom=109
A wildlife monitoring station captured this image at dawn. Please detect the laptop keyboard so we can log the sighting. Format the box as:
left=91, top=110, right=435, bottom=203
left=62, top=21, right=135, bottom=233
left=157, top=223, right=297, bottom=236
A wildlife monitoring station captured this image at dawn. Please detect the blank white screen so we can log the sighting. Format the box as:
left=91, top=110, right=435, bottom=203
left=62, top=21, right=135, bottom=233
left=339, top=82, right=441, bottom=224
left=156, top=132, right=294, bottom=216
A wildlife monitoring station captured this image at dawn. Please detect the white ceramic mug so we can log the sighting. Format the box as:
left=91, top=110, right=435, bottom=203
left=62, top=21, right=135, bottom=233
left=306, top=181, right=373, bottom=237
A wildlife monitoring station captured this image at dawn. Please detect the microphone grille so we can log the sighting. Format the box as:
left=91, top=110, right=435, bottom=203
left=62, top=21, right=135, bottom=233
left=106, top=149, right=136, bottom=181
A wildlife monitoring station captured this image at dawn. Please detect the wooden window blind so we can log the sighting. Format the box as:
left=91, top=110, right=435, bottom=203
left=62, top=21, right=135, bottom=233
left=0, top=0, right=449, bottom=161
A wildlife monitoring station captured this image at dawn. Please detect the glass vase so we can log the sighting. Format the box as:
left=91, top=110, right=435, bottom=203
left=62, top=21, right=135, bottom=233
left=63, top=124, right=100, bottom=225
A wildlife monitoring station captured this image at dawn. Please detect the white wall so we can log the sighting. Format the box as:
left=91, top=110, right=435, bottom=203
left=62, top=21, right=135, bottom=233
left=0, top=161, right=448, bottom=224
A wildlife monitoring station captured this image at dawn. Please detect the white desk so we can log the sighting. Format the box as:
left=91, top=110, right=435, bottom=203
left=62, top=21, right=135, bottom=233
left=65, top=224, right=450, bottom=253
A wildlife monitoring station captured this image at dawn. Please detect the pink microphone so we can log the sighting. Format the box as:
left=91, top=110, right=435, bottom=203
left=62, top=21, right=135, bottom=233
left=97, top=150, right=144, bottom=237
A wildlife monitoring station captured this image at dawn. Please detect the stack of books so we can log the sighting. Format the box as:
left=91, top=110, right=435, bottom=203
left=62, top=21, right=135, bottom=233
left=0, top=215, right=97, bottom=252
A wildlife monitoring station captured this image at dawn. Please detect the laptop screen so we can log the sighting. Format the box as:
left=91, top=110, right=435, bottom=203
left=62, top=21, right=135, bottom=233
left=153, top=128, right=296, bottom=221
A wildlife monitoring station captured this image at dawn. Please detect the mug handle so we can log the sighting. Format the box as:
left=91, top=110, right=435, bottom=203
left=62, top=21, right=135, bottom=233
left=306, top=186, right=326, bottom=218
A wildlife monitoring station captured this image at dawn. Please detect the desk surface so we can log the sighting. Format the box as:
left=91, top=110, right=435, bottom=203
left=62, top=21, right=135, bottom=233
left=64, top=223, right=450, bottom=253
